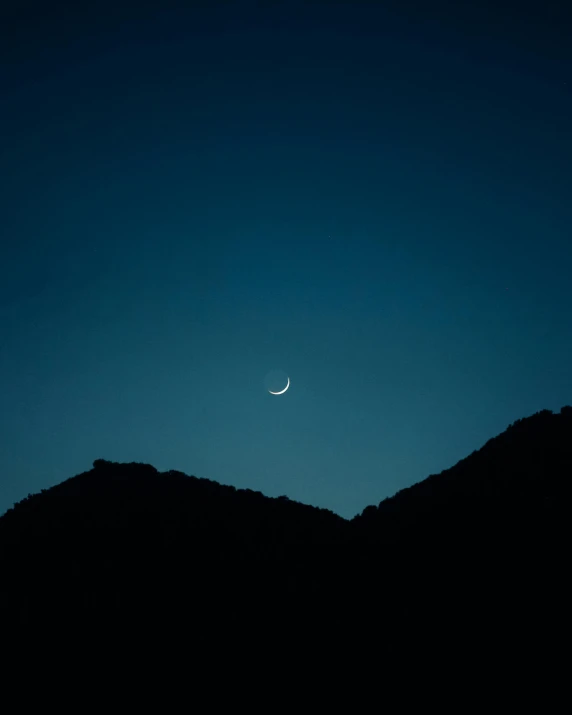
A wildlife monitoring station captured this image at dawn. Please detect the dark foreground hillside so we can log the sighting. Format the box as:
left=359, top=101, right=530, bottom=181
left=1, top=407, right=570, bottom=664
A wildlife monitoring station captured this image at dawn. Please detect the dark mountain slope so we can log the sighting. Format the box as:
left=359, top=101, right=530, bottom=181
left=1, top=457, right=346, bottom=547
left=0, top=459, right=348, bottom=626
left=347, top=407, right=572, bottom=617
left=0, top=407, right=570, bottom=644
left=353, top=406, right=571, bottom=549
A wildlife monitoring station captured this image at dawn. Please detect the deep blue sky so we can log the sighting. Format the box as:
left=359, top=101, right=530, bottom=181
left=1, top=0, right=571, bottom=518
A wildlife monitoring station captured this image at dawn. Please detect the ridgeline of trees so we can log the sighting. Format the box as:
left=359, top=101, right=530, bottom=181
left=0, top=407, right=570, bottom=656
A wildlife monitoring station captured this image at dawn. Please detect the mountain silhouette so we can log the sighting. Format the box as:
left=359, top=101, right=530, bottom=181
left=1, top=406, right=570, bottom=659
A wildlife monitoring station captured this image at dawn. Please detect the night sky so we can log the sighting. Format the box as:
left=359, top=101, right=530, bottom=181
left=1, top=1, right=571, bottom=519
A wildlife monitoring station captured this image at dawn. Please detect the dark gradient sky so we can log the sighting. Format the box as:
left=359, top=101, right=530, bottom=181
left=1, top=1, right=571, bottom=518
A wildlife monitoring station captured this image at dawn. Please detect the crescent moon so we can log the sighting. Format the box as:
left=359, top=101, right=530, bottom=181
left=268, top=376, right=290, bottom=395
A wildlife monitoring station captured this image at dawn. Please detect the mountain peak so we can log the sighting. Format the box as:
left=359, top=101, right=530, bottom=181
left=0, top=406, right=570, bottom=642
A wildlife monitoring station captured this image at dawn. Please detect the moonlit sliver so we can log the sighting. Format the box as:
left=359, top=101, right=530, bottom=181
left=268, top=376, right=290, bottom=395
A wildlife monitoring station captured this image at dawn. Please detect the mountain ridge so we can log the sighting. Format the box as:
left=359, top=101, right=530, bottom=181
left=0, top=405, right=570, bottom=645
left=4, top=406, right=570, bottom=526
